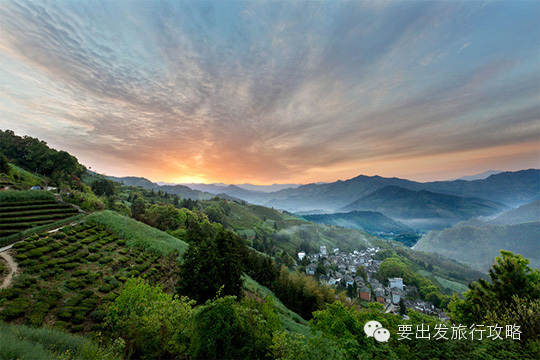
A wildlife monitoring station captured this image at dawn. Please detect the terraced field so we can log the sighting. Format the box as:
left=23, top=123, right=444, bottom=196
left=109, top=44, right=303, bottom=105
left=0, top=191, right=80, bottom=239
left=0, top=222, right=180, bottom=333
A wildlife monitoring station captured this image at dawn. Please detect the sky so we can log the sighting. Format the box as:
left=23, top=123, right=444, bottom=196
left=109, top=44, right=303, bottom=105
left=0, top=0, right=538, bottom=185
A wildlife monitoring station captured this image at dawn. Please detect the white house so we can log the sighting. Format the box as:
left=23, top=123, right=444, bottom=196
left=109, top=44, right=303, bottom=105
left=389, top=277, right=404, bottom=290
left=391, top=287, right=405, bottom=304
left=298, top=251, right=306, bottom=261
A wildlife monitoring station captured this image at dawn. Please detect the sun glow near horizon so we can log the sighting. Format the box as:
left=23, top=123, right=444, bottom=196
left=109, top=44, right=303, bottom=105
left=0, top=1, right=538, bottom=184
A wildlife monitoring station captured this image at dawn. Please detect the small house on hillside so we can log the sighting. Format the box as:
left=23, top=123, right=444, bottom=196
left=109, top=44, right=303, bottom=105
left=375, top=290, right=386, bottom=304
left=391, top=287, right=405, bottom=304
left=389, top=277, right=404, bottom=290
left=359, top=286, right=371, bottom=301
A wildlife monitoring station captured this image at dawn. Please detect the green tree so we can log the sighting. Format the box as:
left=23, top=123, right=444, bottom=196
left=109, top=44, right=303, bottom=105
left=189, top=296, right=280, bottom=359
left=0, top=153, right=10, bottom=175
left=144, top=204, right=185, bottom=231
left=130, top=196, right=146, bottom=220
left=449, top=250, right=540, bottom=341
left=105, top=278, right=194, bottom=359
left=91, top=178, right=116, bottom=196
left=177, top=229, right=246, bottom=303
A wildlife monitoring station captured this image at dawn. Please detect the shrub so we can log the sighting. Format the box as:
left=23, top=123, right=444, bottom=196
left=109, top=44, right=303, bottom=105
left=61, top=263, right=79, bottom=270
left=52, top=232, right=66, bottom=239
left=53, top=320, right=68, bottom=329
left=84, top=273, right=100, bottom=284
left=57, top=308, right=73, bottom=321
left=27, top=301, right=50, bottom=327
left=0, top=288, right=23, bottom=300
left=65, top=279, right=85, bottom=290
left=102, top=293, right=118, bottom=302
left=34, top=240, right=48, bottom=247
left=1, top=297, right=31, bottom=320
left=71, top=314, right=85, bottom=325
left=98, top=257, right=112, bottom=264
left=15, top=277, right=37, bottom=289
left=72, top=270, right=88, bottom=277
left=72, top=324, right=84, bottom=332
left=80, top=298, right=98, bottom=309
left=19, top=259, right=35, bottom=267
left=98, top=284, right=114, bottom=293
left=49, top=242, right=61, bottom=250
left=27, top=249, right=43, bottom=258
left=12, top=242, right=26, bottom=249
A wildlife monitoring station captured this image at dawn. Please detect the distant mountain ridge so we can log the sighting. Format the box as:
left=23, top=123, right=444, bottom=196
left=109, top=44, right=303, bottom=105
left=454, top=170, right=503, bottom=181
left=338, top=186, right=507, bottom=220
left=255, top=169, right=540, bottom=213
left=104, top=175, right=214, bottom=201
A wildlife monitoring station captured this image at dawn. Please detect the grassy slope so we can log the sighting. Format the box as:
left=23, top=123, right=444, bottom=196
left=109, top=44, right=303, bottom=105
left=0, top=322, right=117, bottom=360
left=0, top=190, right=55, bottom=203
left=243, top=275, right=310, bottom=337
left=86, top=210, right=189, bottom=260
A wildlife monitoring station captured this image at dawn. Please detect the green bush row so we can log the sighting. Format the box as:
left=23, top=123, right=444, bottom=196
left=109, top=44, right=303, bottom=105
left=0, top=207, right=78, bottom=219
left=0, top=190, right=55, bottom=203
left=0, top=214, right=85, bottom=247
left=0, top=202, right=65, bottom=212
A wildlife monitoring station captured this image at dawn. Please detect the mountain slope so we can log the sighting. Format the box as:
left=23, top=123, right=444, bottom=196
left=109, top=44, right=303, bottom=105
left=491, top=200, right=540, bottom=225
left=338, top=186, right=507, bottom=220
left=299, top=210, right=412, bottom=235
left=415, top=221, right=540, bottom=271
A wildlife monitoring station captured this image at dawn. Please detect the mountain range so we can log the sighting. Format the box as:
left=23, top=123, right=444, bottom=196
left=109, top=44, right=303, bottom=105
left=103, top=169, right=539, bottom=231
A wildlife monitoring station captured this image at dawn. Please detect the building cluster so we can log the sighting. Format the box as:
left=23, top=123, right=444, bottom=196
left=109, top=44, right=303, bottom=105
left=300, top=245, right=448, bottom=320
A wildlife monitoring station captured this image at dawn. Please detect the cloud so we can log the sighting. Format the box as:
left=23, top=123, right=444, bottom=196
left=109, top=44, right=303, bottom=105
left=0, top=0, right=538, bottom=183
left=458, top=42, right=471, bottom=53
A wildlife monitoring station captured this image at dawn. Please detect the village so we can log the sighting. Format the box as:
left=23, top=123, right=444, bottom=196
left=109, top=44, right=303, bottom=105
left=299, top=245, right=449, bottom=320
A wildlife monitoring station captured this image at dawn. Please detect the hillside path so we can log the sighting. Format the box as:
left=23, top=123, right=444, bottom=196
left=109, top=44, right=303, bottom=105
left=0, top=250, right=17, bottom=289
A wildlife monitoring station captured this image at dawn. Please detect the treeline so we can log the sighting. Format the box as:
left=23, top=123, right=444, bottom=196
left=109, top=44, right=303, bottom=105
left=0, top=129, right=86, bottom=186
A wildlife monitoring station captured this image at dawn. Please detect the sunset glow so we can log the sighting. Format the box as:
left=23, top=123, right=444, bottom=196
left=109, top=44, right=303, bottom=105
left=0, top=1, right=538, bottom=184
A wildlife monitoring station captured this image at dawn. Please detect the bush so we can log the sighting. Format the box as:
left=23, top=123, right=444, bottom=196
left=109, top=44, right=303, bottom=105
left=0, top=287, right=23, bottom=300
left=91, top=310, right=106, bottom=323
left=99, top=257, right=113, bottom=264
left=27, top=301, right=50, bottom=327
left=86, top=253, right=100, bottom=261
left=57, top=308, right=73, bottom=321
left=53, top=320, right=68, bottom=329
left=1, top=297, right=31, bottom=320
left=52, top=232, right=66, bottom=239
left=65, top=279, right=85, bottom=290
left=72, top=324, right=85, bottom=332
left=72, top=269, right=88, bottom=277
left=61, top=263, right=79, bottom=270
left=84, top=273, right=100, bottom=284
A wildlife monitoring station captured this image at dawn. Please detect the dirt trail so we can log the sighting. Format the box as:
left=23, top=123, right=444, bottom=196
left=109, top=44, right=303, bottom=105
left=0, top=251, right=18, bottom=289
